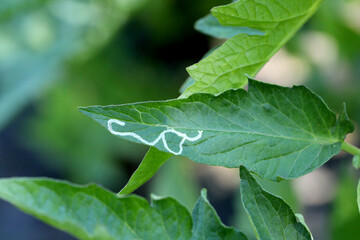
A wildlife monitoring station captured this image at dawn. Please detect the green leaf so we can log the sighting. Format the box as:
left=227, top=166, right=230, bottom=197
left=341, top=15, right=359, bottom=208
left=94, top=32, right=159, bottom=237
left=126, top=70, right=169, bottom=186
left=180, top=77, right=196, bottom=94
left=80, top=79, right=352, bottom=180
left=195, top=14, right=264, bottom=39
left=239, top=166, right=312, bottom=240
left=192, top=189, right=248, bottom=240
left=330, top=170, right=360, bottom=240
left=0, top=178, right=246, bottom=240
left=182, top=0, right=323, bottom=98
left=0, top=178, right=192, bottom=239
left=180, top=48, right=217, bottom=94
left=358, top=179, right=360, bottom=213
left=295, top=214, right=313, bottom=240
left=336, top=103, right=354, bottom=140
left=119, top=147, right=172, bottom=195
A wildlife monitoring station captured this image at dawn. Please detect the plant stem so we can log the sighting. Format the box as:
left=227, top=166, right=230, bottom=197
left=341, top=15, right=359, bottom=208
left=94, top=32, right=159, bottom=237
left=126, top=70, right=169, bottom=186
left=342, top=142, right=360, bottom=156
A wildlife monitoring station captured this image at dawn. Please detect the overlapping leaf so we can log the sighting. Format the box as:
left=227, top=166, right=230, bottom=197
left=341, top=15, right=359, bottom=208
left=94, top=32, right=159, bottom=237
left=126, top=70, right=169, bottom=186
left=80, top=79, right=353, bottom=180
left=182, top=0, right=323, bottom=97
left=240, top=166, right=312, bottom=239
left=0, top=178, right=246, bottom=240
left=192, top=189, right=247, bottom=240
left=112, top=0, right=326, bottom=194
left=194, top=14, right=264, bottom=39
left=119, top=147, right=172, bottom=195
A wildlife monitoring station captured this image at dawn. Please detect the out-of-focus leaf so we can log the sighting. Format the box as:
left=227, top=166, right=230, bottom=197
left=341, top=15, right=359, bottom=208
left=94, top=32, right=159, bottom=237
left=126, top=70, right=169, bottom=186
left=309, top=0, right=360, bottom=60
left=182, top=0, right=323, bottom=98
left=353, top=155, right=360, bottom=169
left=0, top=178, right=247, bottom=239
left=357, top=179, right=360, bottom=213
left=331, top=170, right=360, bottom=240
left=149, top=156, right=199, bottom=211
left=27, top=31, right=182, bottom=184
left=119, top=147, right=172, bottom=195
left=0, top=0, right=147, bottom=130
left=180, top=77, right=196, bottom=94
left=239, top=166, right=312, bottom=240
left=80, top=79, right=352, bottom=180
left=192, top=189, right=248, bottom=240
left=232, top=191, right=257, bottom=240
left=194, top=14, right=264, bottom=39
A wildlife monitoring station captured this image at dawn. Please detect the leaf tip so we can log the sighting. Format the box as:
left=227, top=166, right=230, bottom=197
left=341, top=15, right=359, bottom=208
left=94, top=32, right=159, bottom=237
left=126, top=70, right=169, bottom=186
left=239, top=166, right=252, bottom=183
left=150, top=193, right=165, bottom=201
left=77, top=107, right=89, bottom=115
left=336, top=103, right=355, bottom=138
left=185, top=64, right=197, bottom=76
left=200, top=188, right=208, bottom=198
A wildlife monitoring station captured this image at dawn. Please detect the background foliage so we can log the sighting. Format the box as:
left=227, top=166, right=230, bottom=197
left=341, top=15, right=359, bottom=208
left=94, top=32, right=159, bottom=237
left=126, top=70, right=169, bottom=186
left=0, top=0, right=359, bottom=239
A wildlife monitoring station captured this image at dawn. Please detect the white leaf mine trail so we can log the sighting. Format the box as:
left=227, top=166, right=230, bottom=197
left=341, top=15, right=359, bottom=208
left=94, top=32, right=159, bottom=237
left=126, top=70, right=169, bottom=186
left=107, top=119, right=203, bottom=155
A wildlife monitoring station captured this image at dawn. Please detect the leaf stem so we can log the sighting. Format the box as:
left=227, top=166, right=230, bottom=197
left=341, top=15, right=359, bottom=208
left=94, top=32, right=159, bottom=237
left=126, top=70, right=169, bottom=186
left=342, top=142, right=360, bottom=156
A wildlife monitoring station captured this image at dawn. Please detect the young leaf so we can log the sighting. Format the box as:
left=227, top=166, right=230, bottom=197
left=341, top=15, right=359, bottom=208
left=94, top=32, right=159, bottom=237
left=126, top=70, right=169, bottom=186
left=195, top=14, right=264, bottom=39
left=239, top=166, right=312, bottom=240
left=182, top=0, right=323, bottom=97
left=180, top=77, right=196, bottom=94
left=119, top=147, right=172, bottom=195
left=192, top=189, right=248, bottom=240
left=80, top=79, right=352, bottom=180
left=0, top=178, right=247, bottom=240
left=180, top=48, right=216, bottom=94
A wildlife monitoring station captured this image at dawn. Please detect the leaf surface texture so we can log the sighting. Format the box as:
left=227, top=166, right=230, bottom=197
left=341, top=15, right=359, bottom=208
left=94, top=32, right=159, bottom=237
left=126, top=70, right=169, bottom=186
left=182, top=0, right=323, bottom=97
left=240, top=166, right=312, bottom=239
left=0, top=178, right=245, bottom=240
left=80, top=79, right=352, bottom=180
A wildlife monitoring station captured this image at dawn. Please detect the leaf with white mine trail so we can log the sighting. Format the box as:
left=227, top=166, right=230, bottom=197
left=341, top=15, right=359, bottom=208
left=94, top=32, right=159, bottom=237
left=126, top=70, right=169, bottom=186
left=116, top=0, right=326, bottom=194
left=240, top=166, right=312, bottom=240
left=0, top=178, right=246, bottom=240
left=80, top=79, right=353, bottom=180
left=181, top=0, right=323, bottom=98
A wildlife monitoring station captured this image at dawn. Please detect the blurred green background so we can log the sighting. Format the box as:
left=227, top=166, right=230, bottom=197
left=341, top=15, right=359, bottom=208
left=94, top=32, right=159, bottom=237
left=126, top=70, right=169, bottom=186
left=0, top=0, right=359, bottom=239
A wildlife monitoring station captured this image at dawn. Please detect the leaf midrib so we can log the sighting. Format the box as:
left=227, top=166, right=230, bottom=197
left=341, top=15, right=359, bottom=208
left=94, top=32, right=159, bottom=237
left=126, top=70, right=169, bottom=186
left=249, top=0, right=323, bottom=77
left=83, top=110, right=339, bottom=146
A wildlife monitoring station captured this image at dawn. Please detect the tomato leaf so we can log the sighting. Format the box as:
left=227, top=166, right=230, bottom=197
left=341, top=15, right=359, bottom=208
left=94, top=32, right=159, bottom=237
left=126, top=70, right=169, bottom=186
left=0, top=178, right=247, bottom=240
left=182, top=0, right=323, bottom=97
left=240, top=166, right=312, bottom=239
left=80, top=79, right=352, bottom=180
